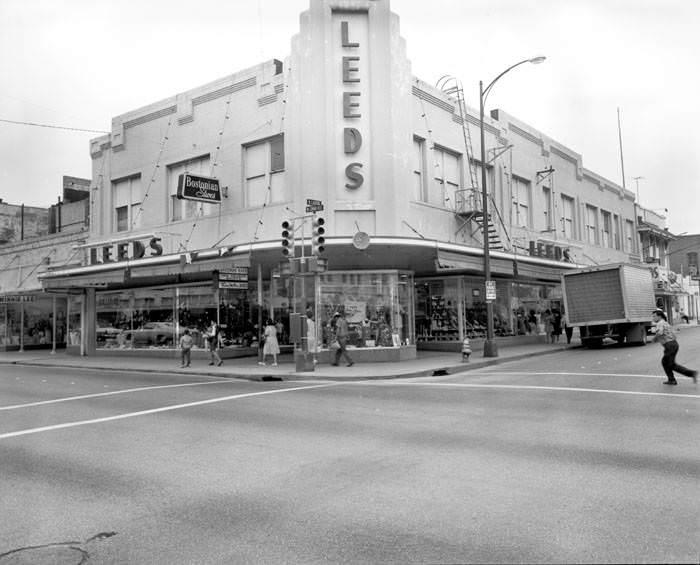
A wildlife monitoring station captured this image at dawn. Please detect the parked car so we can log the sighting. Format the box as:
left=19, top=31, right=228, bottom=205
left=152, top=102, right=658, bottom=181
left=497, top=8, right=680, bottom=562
left=125, top=322, right=200, bottom=348
left=96, top=325, right=123, bottom=343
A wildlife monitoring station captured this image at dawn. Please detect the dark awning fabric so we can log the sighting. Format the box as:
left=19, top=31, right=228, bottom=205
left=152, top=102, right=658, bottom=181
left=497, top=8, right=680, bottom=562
left=435, top=251, right=484, bottom=272
left=436, top=250, right=567, bottom=282
left=42, top=270, right=126, bottom=290
left=513, top=261, right=568, bottom=281
left=41, top=254, right=251, bottom=292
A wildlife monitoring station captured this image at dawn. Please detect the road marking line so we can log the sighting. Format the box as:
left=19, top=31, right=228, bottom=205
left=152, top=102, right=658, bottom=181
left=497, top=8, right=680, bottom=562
left=0, top=380, right=235, bottom=411
left=0, top=384, right=337, bottom=441
left=471, top=371, right=664, bottom=379
left=357, top=382, right=700, bottom=399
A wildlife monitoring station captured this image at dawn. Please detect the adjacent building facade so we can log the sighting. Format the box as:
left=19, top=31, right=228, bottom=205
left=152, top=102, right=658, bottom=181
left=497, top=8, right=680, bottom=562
left=39, top=0, right=650, bottom=359
left=0, top=176, right=90, bottom=351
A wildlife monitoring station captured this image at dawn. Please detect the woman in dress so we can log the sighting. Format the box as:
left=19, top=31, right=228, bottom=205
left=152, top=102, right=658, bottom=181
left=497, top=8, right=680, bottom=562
left=259, top=318, right=280, bottom=366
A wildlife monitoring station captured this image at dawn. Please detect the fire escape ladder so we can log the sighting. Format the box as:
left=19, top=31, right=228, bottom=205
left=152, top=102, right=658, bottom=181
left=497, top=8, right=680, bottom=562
left=437, top=75, right=510, bottom=252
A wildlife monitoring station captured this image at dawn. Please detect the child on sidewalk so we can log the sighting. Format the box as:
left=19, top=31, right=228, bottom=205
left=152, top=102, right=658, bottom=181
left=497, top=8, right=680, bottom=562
left=179, top=328, right=194, bottom=368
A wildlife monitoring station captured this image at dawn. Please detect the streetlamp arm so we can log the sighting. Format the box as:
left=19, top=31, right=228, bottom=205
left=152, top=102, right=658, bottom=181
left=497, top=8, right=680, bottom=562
left=482, top=57, right=545, bottom=104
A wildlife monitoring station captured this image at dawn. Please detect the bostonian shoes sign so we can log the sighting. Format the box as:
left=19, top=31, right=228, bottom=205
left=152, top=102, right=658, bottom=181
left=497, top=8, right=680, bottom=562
left=177, top=173, right=221, bottom=203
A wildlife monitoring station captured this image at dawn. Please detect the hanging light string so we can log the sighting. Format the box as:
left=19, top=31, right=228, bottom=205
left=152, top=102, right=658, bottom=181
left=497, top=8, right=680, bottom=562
left=179, top=119, right=274, bottom=252
left=17, top=248, right=57, bottom=288
left=248, top=69, right=288, bottom=257
left=0, top=117, right=109, bottom=134
left=0, top=254, right=20, bottom=272
left=130, top=117, right=173, bottom=230
left=416, top=92, right=445, bottom=206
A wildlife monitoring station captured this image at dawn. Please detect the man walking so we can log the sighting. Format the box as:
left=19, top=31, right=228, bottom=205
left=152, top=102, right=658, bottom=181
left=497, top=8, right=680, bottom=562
left=651, top=308, right=697, bottom=385
left=331, top=311, right=354, bottom=367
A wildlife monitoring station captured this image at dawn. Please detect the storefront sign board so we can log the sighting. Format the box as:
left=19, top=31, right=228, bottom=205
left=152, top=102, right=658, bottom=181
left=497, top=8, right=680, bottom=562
left=0, top=295, right=36, bottom=303
left=177, top=173, right=221, bottom=204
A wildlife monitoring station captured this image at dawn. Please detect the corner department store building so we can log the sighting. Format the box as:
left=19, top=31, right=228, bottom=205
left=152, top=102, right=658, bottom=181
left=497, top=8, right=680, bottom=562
left=40, top=0, right=639, bottom=360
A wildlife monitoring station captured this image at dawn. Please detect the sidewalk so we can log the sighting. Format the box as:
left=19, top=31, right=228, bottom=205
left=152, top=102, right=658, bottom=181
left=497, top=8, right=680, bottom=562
left=0, top=341, right=574, bottom=381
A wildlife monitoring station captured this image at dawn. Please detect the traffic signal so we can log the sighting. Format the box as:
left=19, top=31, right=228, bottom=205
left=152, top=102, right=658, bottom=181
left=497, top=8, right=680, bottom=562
left=311, top=217, right=325, bottom=255
left=281, top=220, right=295, bottom=257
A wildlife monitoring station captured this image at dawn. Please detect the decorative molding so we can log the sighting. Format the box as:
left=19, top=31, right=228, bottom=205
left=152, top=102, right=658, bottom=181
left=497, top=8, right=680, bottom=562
left=191, top=77, right=256, bottom=106
left=412, top=85, right=454, bottom=113
left=508, top=122, right=543, bottom=147
left=258, top=94, right=278, bottom=107
left=123, top=106, right=176, bottom=130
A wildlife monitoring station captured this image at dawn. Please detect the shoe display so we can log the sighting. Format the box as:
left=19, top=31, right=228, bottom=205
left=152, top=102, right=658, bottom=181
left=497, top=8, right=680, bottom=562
left=663, top=380, right=678, bottom=385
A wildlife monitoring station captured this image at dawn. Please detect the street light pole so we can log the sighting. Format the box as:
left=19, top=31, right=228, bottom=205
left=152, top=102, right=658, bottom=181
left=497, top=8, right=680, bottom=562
left=479, top=56, right=546, bottom=358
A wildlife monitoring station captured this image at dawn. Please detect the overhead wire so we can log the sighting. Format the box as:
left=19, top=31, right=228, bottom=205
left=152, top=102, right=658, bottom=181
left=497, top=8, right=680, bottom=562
left=0, top=118, right=109, bottom=134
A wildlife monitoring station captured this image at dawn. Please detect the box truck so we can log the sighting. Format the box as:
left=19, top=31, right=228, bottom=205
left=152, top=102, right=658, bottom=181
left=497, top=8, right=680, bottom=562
left=561, top=263, right=656, bottom=348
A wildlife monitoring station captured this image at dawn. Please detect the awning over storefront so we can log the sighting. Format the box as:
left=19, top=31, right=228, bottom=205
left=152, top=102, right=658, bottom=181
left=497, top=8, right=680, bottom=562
left=40, top=247, right=251, bottom=292
left=435, top=248, right=575, bottom=281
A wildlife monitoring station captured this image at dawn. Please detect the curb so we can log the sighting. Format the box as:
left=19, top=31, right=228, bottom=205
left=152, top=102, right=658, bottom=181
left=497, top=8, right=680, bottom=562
left=0, top=346, right=570, bottom=382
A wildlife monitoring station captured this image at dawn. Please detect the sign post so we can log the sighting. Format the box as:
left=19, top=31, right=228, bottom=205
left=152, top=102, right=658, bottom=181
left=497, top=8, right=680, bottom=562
left=305, top=198, right=324, bottom=213
left=485, top=280, right=497, bottom=302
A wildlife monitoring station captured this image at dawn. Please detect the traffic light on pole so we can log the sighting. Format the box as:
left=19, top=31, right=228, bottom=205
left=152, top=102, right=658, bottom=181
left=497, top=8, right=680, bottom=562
left=281, top=220, right=295, bottom=257
left=311, top=217, right=325, bottom=256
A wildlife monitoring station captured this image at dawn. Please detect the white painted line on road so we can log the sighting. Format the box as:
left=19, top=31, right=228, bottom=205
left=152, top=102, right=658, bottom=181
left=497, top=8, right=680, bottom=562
left=358, top=381, right=700, bottom=399
left=0, top=380, right=234, bottom=411
left=0, top=383, right=338, bottom=441
left=469, top=371, right=662, bottom=379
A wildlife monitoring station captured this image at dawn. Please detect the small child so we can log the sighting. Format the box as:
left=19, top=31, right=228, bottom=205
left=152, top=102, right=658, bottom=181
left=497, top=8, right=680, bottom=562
left=179, top=328, right=194, bottom=367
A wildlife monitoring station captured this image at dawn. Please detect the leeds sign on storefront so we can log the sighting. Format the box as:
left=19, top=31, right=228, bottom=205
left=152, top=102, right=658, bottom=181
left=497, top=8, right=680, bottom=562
left=177, top=173, right=221, bottom=204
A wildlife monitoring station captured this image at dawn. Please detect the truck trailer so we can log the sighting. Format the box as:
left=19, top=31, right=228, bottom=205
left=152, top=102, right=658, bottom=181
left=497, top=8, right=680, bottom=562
left=561, top=263, right=656, bottom=348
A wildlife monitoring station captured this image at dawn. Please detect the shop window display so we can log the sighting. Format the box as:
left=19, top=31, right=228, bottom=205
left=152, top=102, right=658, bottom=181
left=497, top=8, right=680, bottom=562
left=510, top=282, right=561, bottom=336
left=316, top=271, right=414, bottom=349
left=68, top=295, right=82, bottom=346
left=22, top=296, right=62, bottom=347
left=416, top=276, right=516, bottom=342
left=1, top=304, right=21, bottom=346
left=95, top=283, right=259, bottom=351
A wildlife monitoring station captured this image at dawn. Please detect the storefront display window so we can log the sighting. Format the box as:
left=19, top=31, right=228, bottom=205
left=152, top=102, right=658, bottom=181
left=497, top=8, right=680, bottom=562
left=511, top=282, right=562, bottom=335
left=1, top=304, right=21, bottom=346
left=22, top=296, right=60, bottom=347
left=219, top=289, right=255, bottom=347
left=316, top=271, right=414, bottom=348
left=95, top=283, right=259, bottom=351
left=68, top=295, right=82, bottom=346
left=416, top=276, right=564, bottom=342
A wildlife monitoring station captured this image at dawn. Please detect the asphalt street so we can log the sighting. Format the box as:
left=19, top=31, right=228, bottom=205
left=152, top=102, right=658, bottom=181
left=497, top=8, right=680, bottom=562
left=0, top=339, right=698, bottom=564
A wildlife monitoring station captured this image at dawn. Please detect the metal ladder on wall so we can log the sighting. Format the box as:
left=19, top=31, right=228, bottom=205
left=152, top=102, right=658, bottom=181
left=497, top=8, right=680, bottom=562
left=436, top=76, right=508, bottom=252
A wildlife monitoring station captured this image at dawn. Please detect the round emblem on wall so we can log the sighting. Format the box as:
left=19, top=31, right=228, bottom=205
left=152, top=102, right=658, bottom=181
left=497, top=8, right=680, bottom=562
left=352, top=231, right=370, bottom=250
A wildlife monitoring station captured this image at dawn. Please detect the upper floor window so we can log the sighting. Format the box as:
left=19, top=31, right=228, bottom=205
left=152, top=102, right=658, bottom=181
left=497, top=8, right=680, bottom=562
left=245, top=135, right=285, bottom=208
left=561, top=194, right=575, bottom=239
left=601, top=210, right=612, bottom=248
left=413, top=136, right=426, bottom=202
left=585, top=204, right=598, bottom=245
left=613, top=214, right=621, bottom=250
left=431, top=146, right=461, bottom=209
left=112, top=175, right=142, bottom=232
left=624, top=219, right=635, bottom=253
left=168, top=155, right=217, bottom=222
left=688, top=252, right=698, bottom=276
left=511, top=175, right=531, bottom=228
left=542, top=186, right=553, bottom=232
